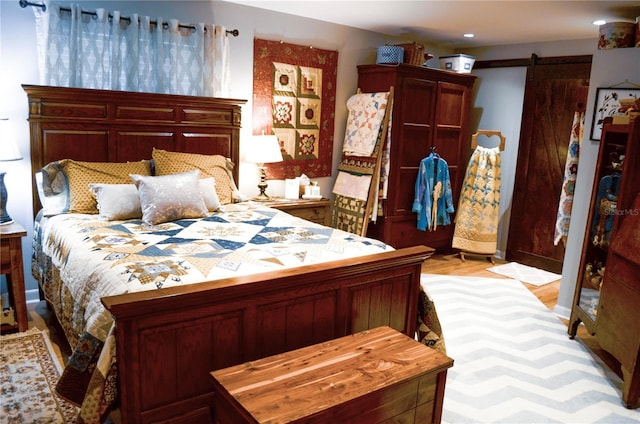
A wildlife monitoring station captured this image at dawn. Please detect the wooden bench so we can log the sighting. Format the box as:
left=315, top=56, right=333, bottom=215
left=210, top=326, right=453, bottom=423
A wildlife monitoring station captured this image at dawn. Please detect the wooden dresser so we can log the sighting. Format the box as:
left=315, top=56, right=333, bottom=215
left=357, top=64, right=476, bottom=250
left=211, top=326, right=453, bottom=423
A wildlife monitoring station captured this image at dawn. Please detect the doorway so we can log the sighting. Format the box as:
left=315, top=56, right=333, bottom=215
left=506, top=55, right=592, bottom=273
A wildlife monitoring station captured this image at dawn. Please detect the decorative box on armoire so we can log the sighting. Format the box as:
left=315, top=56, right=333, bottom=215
left=357, top=64, right=476, bottom=250
left=568, top=117, right=640, bottom=408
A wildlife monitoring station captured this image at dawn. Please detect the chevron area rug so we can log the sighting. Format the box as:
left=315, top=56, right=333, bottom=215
left=0, top=328, right=79, bottom=423
left=421, top=274, right=640, bottom=423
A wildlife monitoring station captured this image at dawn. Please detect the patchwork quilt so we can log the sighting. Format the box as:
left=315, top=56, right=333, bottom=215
left=32, top=202, right=443, bottom=422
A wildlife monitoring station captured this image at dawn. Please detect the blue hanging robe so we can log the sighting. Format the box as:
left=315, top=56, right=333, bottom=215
left=412, top=153, right=454, bottom=231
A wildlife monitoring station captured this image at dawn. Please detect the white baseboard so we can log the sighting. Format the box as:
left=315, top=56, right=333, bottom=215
left=553, top=304, right=571, bottom=320
left=26, top=288, right=41, bottom=305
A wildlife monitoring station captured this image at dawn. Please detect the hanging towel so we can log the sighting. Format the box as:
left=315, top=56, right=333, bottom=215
left=452, top=146, right=502, bottom=254
left=553, top=111, right=584, bottom=246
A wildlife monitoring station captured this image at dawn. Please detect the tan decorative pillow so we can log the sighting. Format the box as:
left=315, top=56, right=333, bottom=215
left=152, top=148, right=239, bottom=204
left=61, top=159, right=152, bottom=214
left=130, top=170, right=208, bottom=225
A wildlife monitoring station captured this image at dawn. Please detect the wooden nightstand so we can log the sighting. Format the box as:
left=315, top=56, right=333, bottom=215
left=262, top=198, right=332, bottom=226
left=0, top=221, right=28, bottom=333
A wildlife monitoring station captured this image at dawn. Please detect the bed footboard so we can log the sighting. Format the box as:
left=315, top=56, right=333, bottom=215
left=103, top=245, right=432, bottom=423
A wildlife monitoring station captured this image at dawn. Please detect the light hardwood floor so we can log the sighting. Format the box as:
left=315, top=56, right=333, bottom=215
left=27, top=252, right=620, bottom=380
left=422, top=253, right=560, bottom=309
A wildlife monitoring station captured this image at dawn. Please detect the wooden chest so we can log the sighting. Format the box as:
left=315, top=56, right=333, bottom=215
left=210, top=326, right=453, bottom=423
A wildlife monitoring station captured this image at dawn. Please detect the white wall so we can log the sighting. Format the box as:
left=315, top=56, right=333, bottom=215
left=467, top=67, right=527, bottom=259
left=0, top=1, right=41, bottom=301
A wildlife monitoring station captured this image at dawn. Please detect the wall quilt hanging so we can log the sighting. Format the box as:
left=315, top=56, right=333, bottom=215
left=253, top=38, right=338, bottom=179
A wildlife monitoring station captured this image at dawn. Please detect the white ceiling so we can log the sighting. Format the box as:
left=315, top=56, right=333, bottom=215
left=223, top=0, right=640, bottom=48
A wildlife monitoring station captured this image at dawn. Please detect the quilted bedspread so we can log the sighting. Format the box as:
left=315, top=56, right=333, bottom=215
left=33, top=202, right=445, bottom=422
left=33, top=202, right=399, bottom=422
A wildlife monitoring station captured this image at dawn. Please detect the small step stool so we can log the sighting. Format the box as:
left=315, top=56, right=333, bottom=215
left=210, top=326, right=453, bottom=423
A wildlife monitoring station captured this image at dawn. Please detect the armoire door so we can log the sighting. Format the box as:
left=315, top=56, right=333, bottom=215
left=506, top=57, right=591, bottom=273
left=391, top=76, right=437, bottom=217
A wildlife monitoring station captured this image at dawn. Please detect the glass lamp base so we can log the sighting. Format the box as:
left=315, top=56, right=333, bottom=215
left=0, top=172, right=12, bottom=225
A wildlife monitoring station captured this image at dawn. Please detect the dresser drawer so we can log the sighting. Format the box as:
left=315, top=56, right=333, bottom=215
left=289, top=204, right=328, bottom=224
left=263, top=198, right=332, bottom=226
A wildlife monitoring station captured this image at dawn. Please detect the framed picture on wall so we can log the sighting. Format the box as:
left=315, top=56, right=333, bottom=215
left=590, top=87, right=640, bottom=141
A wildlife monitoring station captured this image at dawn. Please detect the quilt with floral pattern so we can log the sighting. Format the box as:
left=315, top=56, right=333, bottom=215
left=252, top=38, right=338, bottom=179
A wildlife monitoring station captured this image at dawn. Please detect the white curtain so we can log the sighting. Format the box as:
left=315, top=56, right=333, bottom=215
left=33, top=1, right=230, bottom=97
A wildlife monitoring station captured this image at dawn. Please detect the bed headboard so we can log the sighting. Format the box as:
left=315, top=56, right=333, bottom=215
left=23, top=84, right=246, bottom=217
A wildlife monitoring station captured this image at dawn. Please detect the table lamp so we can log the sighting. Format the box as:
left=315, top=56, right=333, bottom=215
left=245, top=134, right=283, bottom=201
left=0, top=119, right=23, bottom=225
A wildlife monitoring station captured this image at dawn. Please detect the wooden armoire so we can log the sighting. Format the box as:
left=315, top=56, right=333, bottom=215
left=357, top=64, right=476, bottom=250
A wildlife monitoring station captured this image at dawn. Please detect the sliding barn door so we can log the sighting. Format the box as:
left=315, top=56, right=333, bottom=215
left=506, top=57, right=591, bottom=273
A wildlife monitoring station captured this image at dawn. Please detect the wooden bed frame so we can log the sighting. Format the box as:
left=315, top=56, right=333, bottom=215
left=24, top=85, right=433, bottom=424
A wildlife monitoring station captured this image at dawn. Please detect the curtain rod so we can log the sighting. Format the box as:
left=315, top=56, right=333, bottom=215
left=19, top=0, right=240, bottom=37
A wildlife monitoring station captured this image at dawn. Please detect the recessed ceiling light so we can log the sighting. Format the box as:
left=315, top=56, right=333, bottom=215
left=463, top=33, right=474, bottom=38
left=593, top=19, right=606, bottom=26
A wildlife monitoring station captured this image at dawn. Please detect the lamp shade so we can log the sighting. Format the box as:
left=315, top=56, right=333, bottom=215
left=245, top=135, right=283, bottom=164
left=0, top=119, right=23, bottom=162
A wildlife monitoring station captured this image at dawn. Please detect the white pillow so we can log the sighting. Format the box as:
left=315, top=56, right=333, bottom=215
left=90, top=183, right=142, bottom=221
left=36, top=170, right=69, bottom=216
left=130, top=170, right=208, bottom=225
left=90, top=178, right=219, bottom=221
left=200, top=177, right=221, bottom=211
